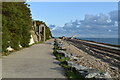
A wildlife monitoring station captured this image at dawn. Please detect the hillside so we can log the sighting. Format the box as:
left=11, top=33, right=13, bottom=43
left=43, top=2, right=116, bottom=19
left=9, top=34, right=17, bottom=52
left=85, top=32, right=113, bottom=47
left=2, top=2, right=52, bottom=53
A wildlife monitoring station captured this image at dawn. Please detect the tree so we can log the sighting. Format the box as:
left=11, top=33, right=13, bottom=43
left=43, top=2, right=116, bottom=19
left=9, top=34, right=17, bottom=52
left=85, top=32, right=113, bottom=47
left=2, top=2, right=32, bottom=52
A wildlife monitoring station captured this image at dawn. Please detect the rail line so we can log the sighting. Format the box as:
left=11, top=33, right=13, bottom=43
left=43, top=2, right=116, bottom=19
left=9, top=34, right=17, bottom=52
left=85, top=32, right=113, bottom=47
left=66, top=39, right=120, bottom=68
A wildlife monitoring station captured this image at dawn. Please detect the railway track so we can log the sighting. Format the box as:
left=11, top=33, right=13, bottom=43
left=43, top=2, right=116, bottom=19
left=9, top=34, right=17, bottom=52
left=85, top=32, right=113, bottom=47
left=66, top=39, right=120, bottom=68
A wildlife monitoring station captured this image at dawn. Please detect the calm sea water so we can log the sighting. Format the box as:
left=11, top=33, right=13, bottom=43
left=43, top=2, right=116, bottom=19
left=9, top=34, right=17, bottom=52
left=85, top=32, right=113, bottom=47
left=76, top=38, right=119, bottom=45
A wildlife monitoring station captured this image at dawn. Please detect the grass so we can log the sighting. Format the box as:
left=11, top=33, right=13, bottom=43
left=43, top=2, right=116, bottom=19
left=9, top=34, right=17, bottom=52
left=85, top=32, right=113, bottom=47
left=53, top=39, right=86, bottom=80
left=36, top=41, right=44, bottom=44
left=66, top=70, right=86, bottom=80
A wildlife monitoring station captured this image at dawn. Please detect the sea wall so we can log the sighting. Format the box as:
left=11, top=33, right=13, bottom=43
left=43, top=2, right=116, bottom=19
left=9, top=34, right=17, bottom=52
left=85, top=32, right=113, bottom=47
left=57, top=39, right=119, bottom=79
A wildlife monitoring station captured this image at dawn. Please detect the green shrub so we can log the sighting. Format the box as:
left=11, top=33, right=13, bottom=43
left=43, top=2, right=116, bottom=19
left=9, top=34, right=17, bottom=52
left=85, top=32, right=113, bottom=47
left=2, top=2, right=32, bottom=52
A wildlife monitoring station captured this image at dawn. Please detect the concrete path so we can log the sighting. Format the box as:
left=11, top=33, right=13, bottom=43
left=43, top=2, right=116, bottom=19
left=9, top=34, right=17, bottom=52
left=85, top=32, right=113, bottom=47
left=2, top=39, right=66, bottom=78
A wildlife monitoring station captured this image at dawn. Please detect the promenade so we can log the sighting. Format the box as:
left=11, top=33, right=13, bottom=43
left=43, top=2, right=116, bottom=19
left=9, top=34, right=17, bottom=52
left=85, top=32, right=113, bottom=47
left=2, top=39, right=66, bottom=79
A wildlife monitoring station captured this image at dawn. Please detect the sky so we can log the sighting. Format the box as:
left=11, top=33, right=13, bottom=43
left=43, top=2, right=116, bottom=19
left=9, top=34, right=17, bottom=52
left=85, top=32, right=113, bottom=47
left=28, top=2, right=118, bottom=38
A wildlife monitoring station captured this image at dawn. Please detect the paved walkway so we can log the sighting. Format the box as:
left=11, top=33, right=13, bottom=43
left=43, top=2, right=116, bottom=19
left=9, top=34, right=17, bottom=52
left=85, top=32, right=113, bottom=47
left=2, top=39, right=66, bottom=78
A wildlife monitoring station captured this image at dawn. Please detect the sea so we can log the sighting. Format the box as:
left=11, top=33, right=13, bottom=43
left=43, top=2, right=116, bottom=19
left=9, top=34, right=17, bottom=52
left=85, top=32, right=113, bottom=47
left=76, top=38, right=119, bottom=45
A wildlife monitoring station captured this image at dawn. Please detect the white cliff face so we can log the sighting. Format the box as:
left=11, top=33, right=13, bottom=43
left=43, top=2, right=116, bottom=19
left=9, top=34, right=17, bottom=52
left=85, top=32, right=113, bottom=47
left=29, top=35, right=35, bottom=45
left=19, top=44, right=22, bottom=48
left=6, top=46, right=14, bottom=51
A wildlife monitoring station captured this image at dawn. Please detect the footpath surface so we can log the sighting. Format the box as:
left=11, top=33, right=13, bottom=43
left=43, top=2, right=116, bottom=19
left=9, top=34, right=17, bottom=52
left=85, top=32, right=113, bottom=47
left=2, top=39, right=66, bottom=78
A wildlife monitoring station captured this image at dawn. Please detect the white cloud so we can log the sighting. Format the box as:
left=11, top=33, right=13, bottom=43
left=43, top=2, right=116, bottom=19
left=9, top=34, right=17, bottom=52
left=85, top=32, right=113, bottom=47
left=108, top=30, right=112, bottom=32
left=49, top=10, right=118, bottom=38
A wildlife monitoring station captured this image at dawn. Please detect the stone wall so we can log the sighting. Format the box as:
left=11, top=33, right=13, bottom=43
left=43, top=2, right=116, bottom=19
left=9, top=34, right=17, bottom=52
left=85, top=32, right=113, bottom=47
left=60, top=40, right=119, bottom=79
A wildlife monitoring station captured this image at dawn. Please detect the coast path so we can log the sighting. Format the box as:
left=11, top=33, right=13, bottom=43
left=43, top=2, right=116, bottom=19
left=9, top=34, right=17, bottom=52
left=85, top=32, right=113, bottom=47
left=2, top=39, right=66, bottom=78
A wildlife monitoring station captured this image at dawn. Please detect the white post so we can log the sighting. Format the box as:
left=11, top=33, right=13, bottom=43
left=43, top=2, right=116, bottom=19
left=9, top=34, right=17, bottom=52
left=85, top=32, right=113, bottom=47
left=44, top=25, right=46, bottom=42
